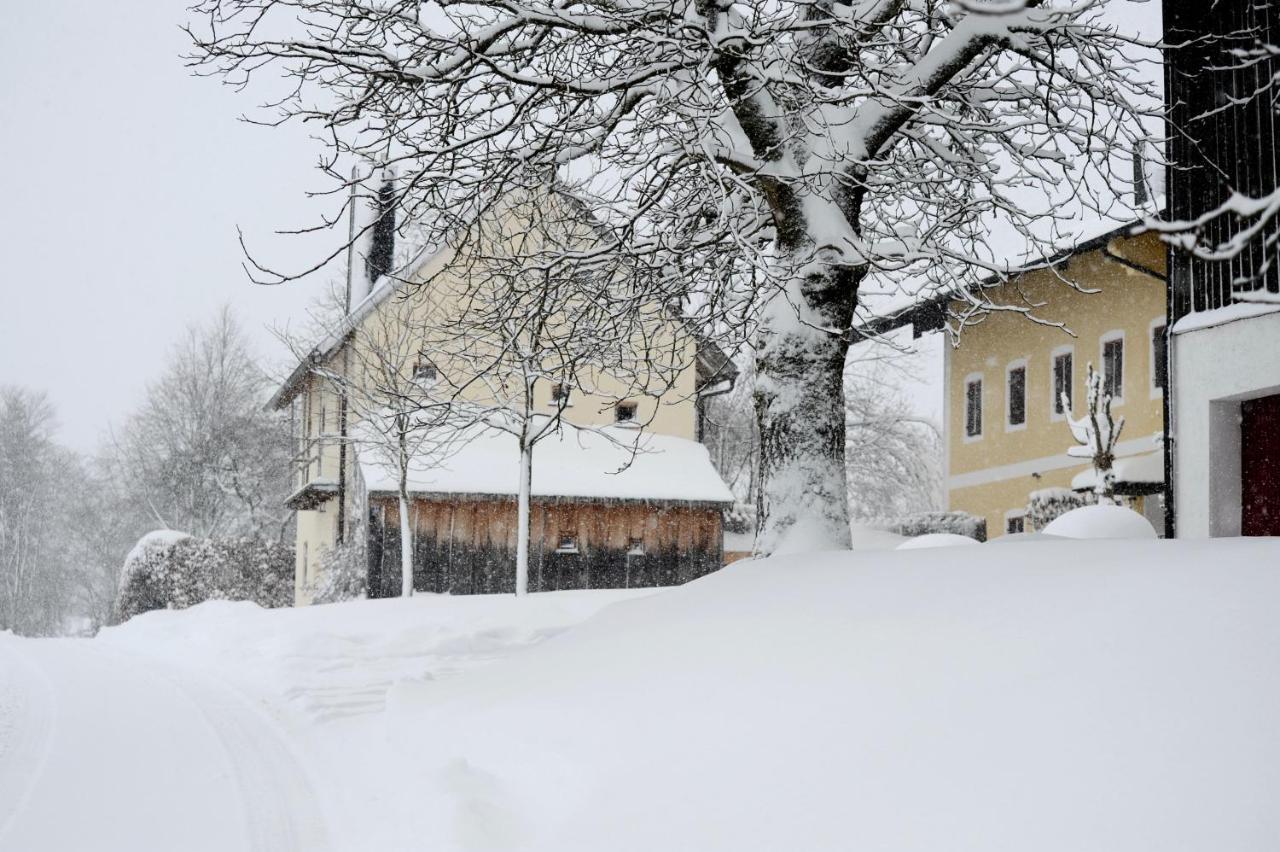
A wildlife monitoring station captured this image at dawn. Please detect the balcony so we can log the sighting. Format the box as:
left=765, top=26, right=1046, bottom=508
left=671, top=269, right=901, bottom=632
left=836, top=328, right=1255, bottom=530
left=285, top=437, right=341, bottom=510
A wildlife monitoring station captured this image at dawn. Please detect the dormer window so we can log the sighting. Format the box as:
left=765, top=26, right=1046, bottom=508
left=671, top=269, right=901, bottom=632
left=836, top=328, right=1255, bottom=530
left=413, top=359, right=439, bottom=385
left=615, top=401, right=637, bottom=423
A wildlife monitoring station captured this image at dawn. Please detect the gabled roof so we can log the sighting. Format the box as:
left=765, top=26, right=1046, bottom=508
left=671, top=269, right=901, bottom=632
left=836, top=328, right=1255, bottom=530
left=268, top=188, right=737, bottom=409
left=359, top=424, right=734, bottom=505
left=855, top=216, right=1160, bottom=341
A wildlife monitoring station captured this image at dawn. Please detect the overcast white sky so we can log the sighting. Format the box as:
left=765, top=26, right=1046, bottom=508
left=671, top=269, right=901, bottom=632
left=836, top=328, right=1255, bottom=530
left=0, top=1, right=337, bottom=451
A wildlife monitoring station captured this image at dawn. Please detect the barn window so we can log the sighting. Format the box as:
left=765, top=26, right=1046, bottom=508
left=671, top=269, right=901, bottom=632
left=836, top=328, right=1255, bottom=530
left=626, top=538, right=645, bottom=556
left=556, top=532, right=579, bottom=554
left=615, top=401, right=637, bottom=423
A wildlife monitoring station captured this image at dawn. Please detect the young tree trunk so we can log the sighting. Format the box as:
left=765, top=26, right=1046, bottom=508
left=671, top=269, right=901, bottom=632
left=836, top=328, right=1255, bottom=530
left=754, top=265, right=860, bottom=555
left=398, top=486, right=414, bottom=598
left=515, top=441, right=533, bottom=597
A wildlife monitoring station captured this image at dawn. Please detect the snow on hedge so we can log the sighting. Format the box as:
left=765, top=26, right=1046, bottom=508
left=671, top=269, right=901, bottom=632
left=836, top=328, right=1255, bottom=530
left=1043, top=504, right=1158, bottom=540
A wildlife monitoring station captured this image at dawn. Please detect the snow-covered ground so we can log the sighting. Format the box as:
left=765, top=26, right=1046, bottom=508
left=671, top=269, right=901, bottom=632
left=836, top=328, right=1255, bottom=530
left=3, top=538, right=1280, bottom=851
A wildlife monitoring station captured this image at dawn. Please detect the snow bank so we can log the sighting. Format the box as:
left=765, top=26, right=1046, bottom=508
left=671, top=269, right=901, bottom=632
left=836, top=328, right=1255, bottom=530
left=382, top=539, right=1280, bottom=852
left=896, top=532, right=980, bottom=549
left=1043, top=504, right=1158, bottom=539
left=68, top=538, right=1280, bottom=852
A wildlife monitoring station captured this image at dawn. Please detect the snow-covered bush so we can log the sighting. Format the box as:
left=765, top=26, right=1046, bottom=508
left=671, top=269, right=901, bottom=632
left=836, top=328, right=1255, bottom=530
left=1026, top=488, right=1095, bottom=532
left=724, top=501, right=755, bottom=536
left=895, top=533, right=980, bottom=550
left=115, top=530, right=194, bottom=623
left=114, top=532, right=292, bottom=622
left=1042, top=505, right=1158, bottom=540
left=309, top=537, right=368, bottom=604
left=178, top=538, right=294, bottom=609
left=890, top=512, right=987, bottom=543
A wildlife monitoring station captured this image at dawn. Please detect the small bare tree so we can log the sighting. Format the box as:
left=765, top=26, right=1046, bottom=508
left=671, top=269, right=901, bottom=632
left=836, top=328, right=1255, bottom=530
left=1064, top=364, right=1124, bottom=506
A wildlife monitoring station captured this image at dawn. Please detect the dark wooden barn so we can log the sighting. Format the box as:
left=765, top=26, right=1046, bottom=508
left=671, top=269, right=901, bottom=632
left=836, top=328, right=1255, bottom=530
left=358, top=425, right=735, bottom=596
left=365, top=495, right=725, bottom=596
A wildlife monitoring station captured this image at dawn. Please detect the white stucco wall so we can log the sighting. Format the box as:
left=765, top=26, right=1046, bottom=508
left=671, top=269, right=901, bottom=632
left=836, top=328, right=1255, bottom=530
left=1172, top=308, right=1280, bottom=537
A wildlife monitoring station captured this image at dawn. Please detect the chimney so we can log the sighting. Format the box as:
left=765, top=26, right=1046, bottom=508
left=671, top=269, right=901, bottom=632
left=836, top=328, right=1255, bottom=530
left=365, top=167, right=396, bottom=290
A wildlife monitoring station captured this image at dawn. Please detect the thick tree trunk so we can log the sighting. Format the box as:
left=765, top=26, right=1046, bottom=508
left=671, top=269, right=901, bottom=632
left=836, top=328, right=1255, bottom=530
left=515, top=441, right=532, bottom=596
left=398, top=488, right=414, bottom=597
left=754, top=265, right=860, bottom=555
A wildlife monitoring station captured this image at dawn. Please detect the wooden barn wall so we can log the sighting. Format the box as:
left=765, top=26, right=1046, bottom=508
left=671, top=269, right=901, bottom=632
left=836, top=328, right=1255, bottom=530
left=365, top=497, right=724, bottom=597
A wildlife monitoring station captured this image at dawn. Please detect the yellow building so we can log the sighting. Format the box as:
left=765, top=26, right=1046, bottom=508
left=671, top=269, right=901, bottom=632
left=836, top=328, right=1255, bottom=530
left=270, top=185, right=736, bottom=602
left=941, top=226, right=1168, bottom=537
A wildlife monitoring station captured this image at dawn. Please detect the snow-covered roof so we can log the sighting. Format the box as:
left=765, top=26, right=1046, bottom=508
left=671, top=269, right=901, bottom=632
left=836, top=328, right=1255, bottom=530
left=1070, top=450, right=1165, bottom=492
left=358, top=425, right=734, bottom=505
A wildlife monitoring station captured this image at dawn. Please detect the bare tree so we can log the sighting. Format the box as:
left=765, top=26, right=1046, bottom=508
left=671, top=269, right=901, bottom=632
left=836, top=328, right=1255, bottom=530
left=844, top=346, right=943, bottom=524
left=109, top=308, right=294, bottom=541
left=187, top=0, right=1154, bottom=552
left=1064, top=364, right=1124, bottom=506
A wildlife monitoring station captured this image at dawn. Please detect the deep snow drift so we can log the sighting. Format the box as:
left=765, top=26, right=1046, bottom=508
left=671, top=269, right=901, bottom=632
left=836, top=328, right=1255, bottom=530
left=4, top=538, right=1280, bottom=852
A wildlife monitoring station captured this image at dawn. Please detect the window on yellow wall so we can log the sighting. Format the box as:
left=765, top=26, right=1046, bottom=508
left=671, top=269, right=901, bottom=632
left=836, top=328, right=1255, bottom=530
left=1007, top=362, right=1026, bottom=428
left=1053, top=350, right=1073, bottom=416
left=1102, top=334, right=1124, bottom=400
left=965, top=376, right=983, bottom=438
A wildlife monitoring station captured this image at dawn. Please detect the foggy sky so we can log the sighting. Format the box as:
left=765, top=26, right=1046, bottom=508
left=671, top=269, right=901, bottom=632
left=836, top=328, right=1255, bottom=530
left=0, top=1, right=337, bottom=452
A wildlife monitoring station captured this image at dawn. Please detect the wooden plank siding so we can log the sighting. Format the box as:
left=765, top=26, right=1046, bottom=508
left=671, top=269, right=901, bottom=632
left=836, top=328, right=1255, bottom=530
left=366, top=496, right=724, bottom=597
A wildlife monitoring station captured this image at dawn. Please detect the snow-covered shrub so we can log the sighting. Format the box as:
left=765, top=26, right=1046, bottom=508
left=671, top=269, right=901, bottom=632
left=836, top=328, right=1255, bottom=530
left=114, top=532, right=292, bottom=622
left=309, top=537, right=368, bottom=604
left=724, top=500, right=755, bottom=536
left=114, top=530, right=194, bottom=623
left=177, top=538, right=294, bottom=609
left=1026, top=488, right=1095, bottom=532
left=890, top=512, right=987, bottom=543
left=1042, top=505, right=1158, bottom=540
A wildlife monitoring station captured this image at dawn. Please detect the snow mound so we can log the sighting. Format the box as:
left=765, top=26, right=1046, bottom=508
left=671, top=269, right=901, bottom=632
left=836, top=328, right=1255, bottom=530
left=896, top=532, right=980, bottom=549
left=383, top=539, right=1280, bottom=852
left=1043, top=505, right=1157, bottom=540
left=849, top=525, right=907, bottom=550
left=986, top=531, right=1066, bottom=544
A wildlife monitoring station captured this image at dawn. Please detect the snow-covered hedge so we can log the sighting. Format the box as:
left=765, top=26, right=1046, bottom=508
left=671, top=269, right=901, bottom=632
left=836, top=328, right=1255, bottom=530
left=115, top=533, right=293, bottom=623
left=309, top=537, right=369, bottom=604
left=890, top=511, right=987, bottom=542
left=1026, top=488, right=1094, bottom=532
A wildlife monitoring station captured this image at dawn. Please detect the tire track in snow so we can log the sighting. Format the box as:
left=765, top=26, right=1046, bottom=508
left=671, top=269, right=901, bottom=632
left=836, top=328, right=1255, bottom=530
left=90, top=644, right=335, bottom=852
left=0, top=638, right=55, bottom=846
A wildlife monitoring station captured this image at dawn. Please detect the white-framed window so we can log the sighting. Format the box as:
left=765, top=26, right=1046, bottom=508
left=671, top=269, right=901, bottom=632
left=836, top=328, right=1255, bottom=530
left=615, top=401, right=638, bottom=423
left=1100, top=330, right=1125, bottom=403
left=1050, top=345, right=1074, bottom=421
left=555, top=532, right=580, bottom=554
left=1005, top=511, right=1026, bottom=535
left=1150, top=318, right=1168, bottom=398
left=549, top=381, right=573, bottom=407
left=963, top=373, right=983, bottom=441
left=1005, top=358, right=1028, bottom=431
